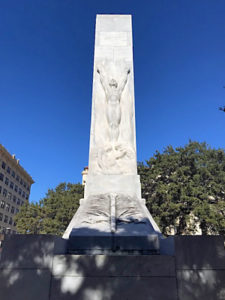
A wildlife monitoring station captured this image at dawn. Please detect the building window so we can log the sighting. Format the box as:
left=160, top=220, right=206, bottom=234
left=0, top=173, right=4, bottom=181
left=25, top=194, right=28, bottom=200
left=5, top=203, right=10, bottom=212
left=7, top=192, right=12, bottom=200
left=7, top=167, right=11, bottom=174
left=5, top=177, right=9, bottom=185
left=13, top=222, right=16, bottom=226
left=0, top=213, right=3, bottom=221
left=3, top=189, right=7, bottom=197
left=13, top=195, right=16, bottom=202
left=0, top=186, right=2, bottom=194
left=17, top=198, right=21, bottom=205
left=22, top=191, right=25, bottom=198
left=11, top=206, right=15, bottom=214
left=4, top=215, right=8, bottom=223
left=24, top=182, right=26, bottom=188
left=0, top=200, right=5, bottom=209
left=21, top=201, right=24, bottom=206
left=16, top=175, right=19, bottom=182
left=20, top=178, right=23, bottom=185
left=15, top=185, right=18, bottom=192
left=16, top=209, right=19, bottom=214
left=9, top=217, right=13, bottom=225
left=12, top=171, right=15, bottom=178
left=10, top=181, right=14, bottom=189
left=2, top=161, right=6, bottom=169
left=27, top=186, right=30, bottom=192
left=19, top=188, right=22, bottom=195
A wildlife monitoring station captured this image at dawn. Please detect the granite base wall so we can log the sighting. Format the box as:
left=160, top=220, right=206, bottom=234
left=0, top=235, right=224, bottom=300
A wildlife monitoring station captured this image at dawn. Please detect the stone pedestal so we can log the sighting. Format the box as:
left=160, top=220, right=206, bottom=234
left=1, top=235, right=225, bottom=300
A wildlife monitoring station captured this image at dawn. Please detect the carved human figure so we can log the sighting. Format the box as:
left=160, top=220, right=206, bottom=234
left=97, top=65, right=130, bottom=144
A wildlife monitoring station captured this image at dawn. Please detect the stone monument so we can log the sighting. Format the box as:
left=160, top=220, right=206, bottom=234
left=63, top=14, right=161, bottom=253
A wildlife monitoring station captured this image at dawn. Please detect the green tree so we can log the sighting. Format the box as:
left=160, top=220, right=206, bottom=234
left=15, top=183, right=83, bottom=235
left=138, top=141, right=225, bottom=235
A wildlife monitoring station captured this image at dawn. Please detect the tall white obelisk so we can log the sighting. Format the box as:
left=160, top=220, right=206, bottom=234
left=85, top=14, right=141, bottom=200
left=63, top=15, right=161, bottom=253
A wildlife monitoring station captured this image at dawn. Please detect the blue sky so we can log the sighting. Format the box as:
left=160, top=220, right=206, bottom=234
left=1, top=0, right=225, bottom=202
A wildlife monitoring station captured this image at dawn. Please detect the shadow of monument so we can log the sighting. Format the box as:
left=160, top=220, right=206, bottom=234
left=0, top=232, right=224, bottom=300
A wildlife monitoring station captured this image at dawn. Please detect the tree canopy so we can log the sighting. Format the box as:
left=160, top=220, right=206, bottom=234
left=15, top=183, right=83, bottom=235
left=15, top=141, right=225, bottom=236
left=138, top=141, right=225, bottom=235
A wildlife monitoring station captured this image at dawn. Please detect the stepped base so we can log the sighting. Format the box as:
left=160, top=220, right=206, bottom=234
left=0, top=235, right=225, bottom=300
left=63, top=193, right=162, bottom=253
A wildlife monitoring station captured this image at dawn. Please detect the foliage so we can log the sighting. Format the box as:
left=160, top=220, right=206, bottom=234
left=15, top=141, right=225, bottom=236
left=138, top=141, right=225, bottom=235
left=15, top=183, right=83, bottom=235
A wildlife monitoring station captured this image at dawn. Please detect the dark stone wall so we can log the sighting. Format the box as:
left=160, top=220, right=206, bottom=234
left=0, top=235, right=224, bottom=300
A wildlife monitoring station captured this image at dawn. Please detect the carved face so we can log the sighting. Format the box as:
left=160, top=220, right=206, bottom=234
left=109, top=79, right=118, bottom=89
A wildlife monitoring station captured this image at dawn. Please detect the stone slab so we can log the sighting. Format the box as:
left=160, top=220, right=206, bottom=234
left=68, top=231, right=112, bottom=251
left=177, top=270, right=225, bottom=300
left=52, top=255, right=176, bottom=277
left=175, top=236, right=225, bottom=269
left=50, top=276, right=177, bottom=300
left=84, top=175, right=142, bottom=199
left=0, top=234, right=55, bottom=269
left=95, top=15, right=132, bottom=32
left=0, top=269, right=51, bottom=300
left=114, top=233, right=159, bottom=252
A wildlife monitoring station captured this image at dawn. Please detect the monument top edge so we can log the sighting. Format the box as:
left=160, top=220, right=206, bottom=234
left=95, top=14, right=132, bottom=32
left=96, top=14, right=131, bottom=19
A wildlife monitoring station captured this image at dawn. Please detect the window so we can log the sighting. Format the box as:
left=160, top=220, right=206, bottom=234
left=27, top=186, right=30, bottom=192
left=0, top=186, right=2, bottom=194
left=5, top=177, right=9, bottom=185
left=1, top=200, right=5, bottom=209
left=13, top=195, right=16, bottom=202
left=0, top=173, right=4, bottom=181
left=13, top=222, right=16, bottom=226
left=16, top=175, right=19, bottom=181
left=5, top=203, right=10, bottom=212
left=20, top=178, right=23, bottom=185
left=3, top=189, right=7, bottom=197
left=7, top=167, right=11, bottom=174
left=17, top=198, right=21, bottom=205
left=16, top=208, right=19, bottom=214
left=2, top=161, right=6, bottom=169
left=25, top=194, right=28, bottom=200
left=23, top=182, right=26, bottom=188
left=21, top=201, right=24, bottom=206
left=22, top=191, right=25, bottom=198
left=9, top=217, right=13, bottom=225
left=19, top=188, right=22, bottom=195
left=0, top=213, right=3, bottom=221
left=15, top=185, right=18, bottom=192
left=4, top=215, right=8, bottom=223
left=12, top=171, right=15, bottom=178
left=10, top=181, right=14, bottom=189
left=7, top=192, right=12, bottom=200
left=11, top=206, right=15, bottom=214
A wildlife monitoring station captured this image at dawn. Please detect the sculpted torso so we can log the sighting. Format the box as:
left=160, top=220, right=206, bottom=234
left=97, top=68, right=130, bottom=143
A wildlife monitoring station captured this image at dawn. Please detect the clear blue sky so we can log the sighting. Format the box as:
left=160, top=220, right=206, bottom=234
left=1, top=0, right=225, bottom=202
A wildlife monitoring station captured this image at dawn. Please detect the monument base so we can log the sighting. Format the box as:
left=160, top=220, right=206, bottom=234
left=0, top=235, right=224, bottom=300
left=63, top=193, right=162, bottom=253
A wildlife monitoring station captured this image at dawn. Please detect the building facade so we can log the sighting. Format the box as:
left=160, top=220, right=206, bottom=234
left=0, top=144, right=34, bottom=234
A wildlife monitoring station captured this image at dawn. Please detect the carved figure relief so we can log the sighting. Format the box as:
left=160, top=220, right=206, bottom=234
left=97, top=64, right=130, bottom=144
left=90, top=60, right=136, bottom=174
left=80, top=193, right=146, bottom=232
